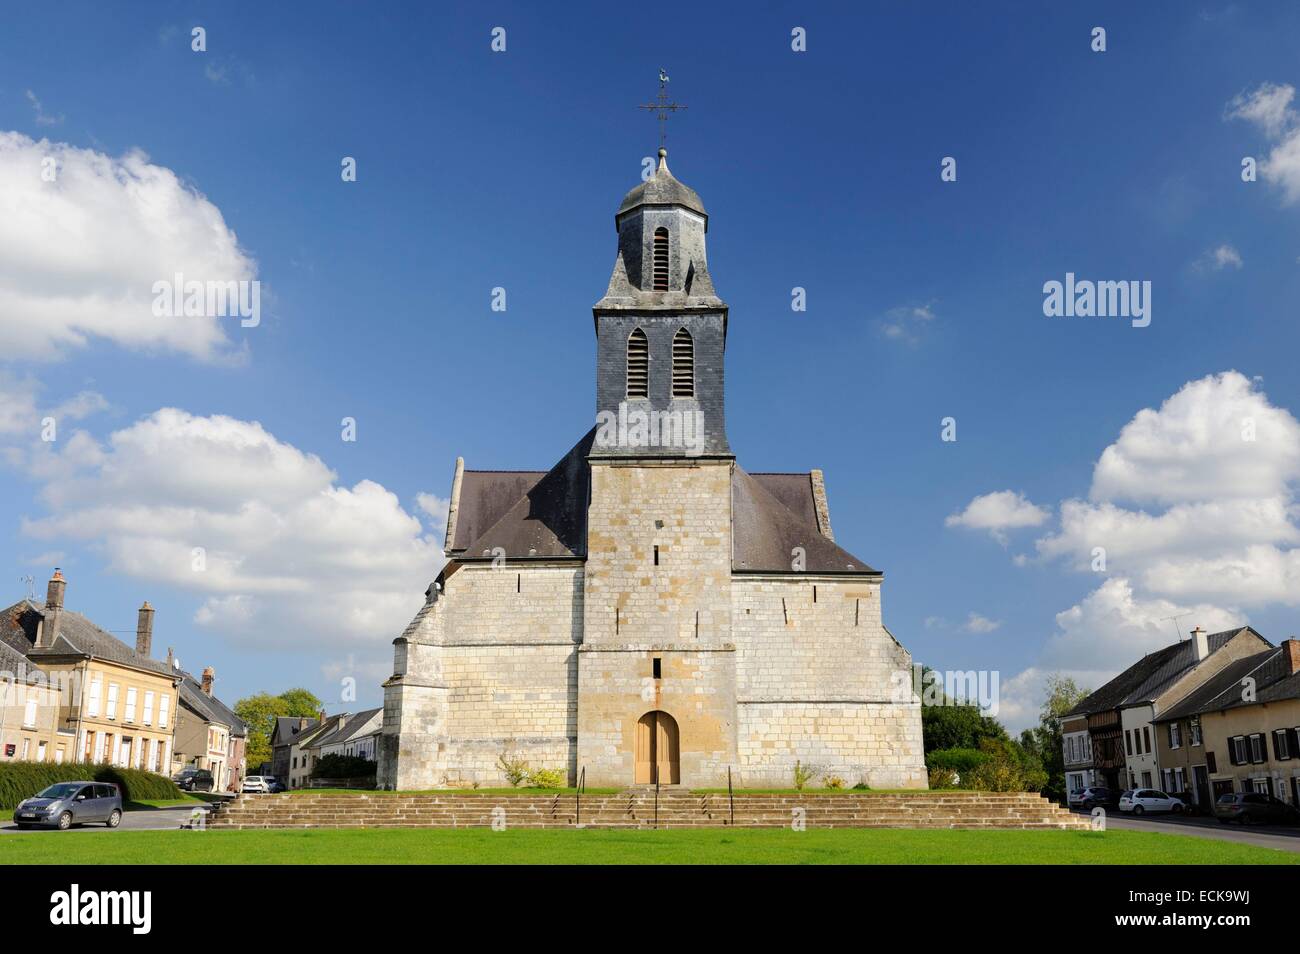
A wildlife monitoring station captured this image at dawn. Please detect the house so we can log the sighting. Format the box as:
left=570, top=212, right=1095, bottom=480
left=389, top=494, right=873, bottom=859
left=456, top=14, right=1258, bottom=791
left=317, top=708, right=382, bottom=762
left=0, top=639, right=63, bottom=763
left=287, top=712, right=349, bottom=789
left=1061, top=626, right=1271, bottom=796
left=171, top=664, right=248, bottom=791
left=0, top=570, right=180, bottom=773
left=1154, top=639, right=1300, bottom=808
left=270, top=715, right=318, bottom=782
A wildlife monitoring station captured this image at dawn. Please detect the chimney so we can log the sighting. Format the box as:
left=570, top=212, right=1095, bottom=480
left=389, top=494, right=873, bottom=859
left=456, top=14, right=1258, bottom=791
left=200, top=666, right=215, bottom=696
left=166, top=647, right=175, bottom=669
left=136, top=601, right=154, bottom=657
left=1284, top=639, right=1300, bottom=676
left=317, top=708, right=326, bottom=725
left=1191, top=626, right=1209, bottom=662
left=37, top=568, right=65, bottom=649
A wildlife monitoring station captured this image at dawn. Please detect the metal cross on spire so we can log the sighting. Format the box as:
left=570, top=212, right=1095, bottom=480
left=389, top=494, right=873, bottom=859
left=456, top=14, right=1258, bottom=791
left=638, top=68, right=687, bottom=149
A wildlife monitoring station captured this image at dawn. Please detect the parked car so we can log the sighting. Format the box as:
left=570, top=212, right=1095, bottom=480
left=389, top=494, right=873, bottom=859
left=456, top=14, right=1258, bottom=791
left=1068, top=786, right=1117, bottom=810
left=173, top=767, right=215, bottom=792
left=1215, top=792, right=1300, bottom=826
left=1118, top=789, right=1184, bottom=814
left=13, top=782, right=122, bottom=830
left=239, top=775, right=285, bottom=794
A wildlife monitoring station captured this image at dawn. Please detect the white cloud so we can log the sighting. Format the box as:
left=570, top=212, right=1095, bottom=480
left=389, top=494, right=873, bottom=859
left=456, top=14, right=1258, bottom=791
left=963, top=612, right=1001, bottom=634
left=1227, top=82, right=1300, bottom=204
left=19, top=408, right=445, bottom=650
left=24, top=90, right=63, bottom=127
left=997, top=579, right=1243, bottom=731
left=0, top=372, right=108, bottom=438
left=1196, top=243, right=1243, bottom=271
left=415, top=492, right=450, bottom=536
left=945, top=490, right=1051, bottom=544
left=878, top=302, right=937, bottom=344
left=0, top=131, right=255, bottom=362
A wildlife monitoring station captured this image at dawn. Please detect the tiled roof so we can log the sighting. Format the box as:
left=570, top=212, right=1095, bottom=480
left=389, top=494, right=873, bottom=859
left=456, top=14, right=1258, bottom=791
left=1157, top=645, right=1300, bottom=721
left=0, top=599, right=176, bottom=679
left=177, top=672, right=247, bottom=736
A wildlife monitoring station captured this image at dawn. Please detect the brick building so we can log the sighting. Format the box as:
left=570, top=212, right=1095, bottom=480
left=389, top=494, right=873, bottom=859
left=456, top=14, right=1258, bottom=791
left=379, top=148, right=925, bottom=791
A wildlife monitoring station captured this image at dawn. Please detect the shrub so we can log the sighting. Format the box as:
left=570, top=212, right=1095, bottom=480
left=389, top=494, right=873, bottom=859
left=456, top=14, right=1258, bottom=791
left=964, top=739, right=1048, bottom=793
left=792, top=760, right=819, bottom=791
left=927, top=766, right=960, bottom=790
left=925, top=747, right=989, bottom=776
left=822, top=775, right=845, bottom=790
left=497, top=752, right=530, bottom=787
left=525, top=768, right=566, bottom=789
left=311, top=754, right=376, bottom=780
left=0, top=760, right=183, bottom=810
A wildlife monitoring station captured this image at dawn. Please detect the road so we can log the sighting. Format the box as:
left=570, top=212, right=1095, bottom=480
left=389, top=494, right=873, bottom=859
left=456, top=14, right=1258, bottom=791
left=0, top=803, right=212, bottom=834
left=1074, top=808, right=1300, bottom=853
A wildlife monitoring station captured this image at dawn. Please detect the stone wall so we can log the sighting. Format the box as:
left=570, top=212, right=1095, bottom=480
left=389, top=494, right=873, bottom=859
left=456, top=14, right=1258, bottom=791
left=731, top=576, right=926, bottom=789
left=379, top=564, right=582, bottom=789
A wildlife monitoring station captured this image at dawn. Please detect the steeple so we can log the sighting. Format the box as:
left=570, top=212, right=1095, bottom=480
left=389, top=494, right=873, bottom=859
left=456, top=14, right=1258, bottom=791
left=592, top=148, right=730, bottom=459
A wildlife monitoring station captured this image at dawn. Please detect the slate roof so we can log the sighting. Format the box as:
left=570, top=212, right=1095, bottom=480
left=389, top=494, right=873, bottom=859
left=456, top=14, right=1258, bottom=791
left=177, top=672, right=247, bottom=737
left=0, top=599, right=176, bottom=678
left=616, top=151, right=706, bottom=223
left=1064, top=628, right=1255, bottom=718
left=442, top=438, right=878, bottom=576
left=1157, top=645, right=1300, bottom=722
left=313, top=708, right=382, bottom=749
left=271, top=716, right=319, bottom=748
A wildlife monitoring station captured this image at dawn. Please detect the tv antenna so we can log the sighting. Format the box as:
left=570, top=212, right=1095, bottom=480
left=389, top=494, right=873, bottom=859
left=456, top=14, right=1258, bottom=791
left=1161, top=613, right=1191, bottom=641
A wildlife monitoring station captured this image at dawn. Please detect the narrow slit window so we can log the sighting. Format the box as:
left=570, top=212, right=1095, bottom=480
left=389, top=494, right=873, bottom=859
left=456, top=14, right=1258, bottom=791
left=652, top=227, right=669, bottom=290
left=626, top=328, right=648, bottom=398
left=653, top=658, right=662, bottom=679
left=671, top=328, right=694, bottom=397
left=653, top=545, right=660, bottom=566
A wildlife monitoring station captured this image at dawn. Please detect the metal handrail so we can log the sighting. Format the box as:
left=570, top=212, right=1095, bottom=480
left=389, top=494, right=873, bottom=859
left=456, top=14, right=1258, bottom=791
left=728, top=766, right=734, bottom=826
left=654, top=780, right=660, bottom=829
left=575, top=766, right=585, bottom=827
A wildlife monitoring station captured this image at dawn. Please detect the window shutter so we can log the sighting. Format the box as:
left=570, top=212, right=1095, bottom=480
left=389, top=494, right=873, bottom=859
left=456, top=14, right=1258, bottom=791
left=626, top=328, right=648, bottom=398
left=1207, top=751, right=1217, bottom=773
left=652, top=228, right=669, bottom=290
left=671, top=328, right=694, bottom=398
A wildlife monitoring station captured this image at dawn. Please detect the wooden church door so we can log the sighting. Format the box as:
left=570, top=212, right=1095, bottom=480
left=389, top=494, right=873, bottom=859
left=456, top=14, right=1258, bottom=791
left=635, top=711, right=680, bottom=784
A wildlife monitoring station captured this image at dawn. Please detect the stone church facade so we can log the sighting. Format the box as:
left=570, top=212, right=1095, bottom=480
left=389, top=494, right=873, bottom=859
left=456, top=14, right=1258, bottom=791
left=378, top=149, right=926, bottom=791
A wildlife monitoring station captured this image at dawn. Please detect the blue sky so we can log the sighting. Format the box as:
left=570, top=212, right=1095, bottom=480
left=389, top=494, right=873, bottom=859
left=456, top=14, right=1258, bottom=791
left=2, top=1, right=1300, bottom=728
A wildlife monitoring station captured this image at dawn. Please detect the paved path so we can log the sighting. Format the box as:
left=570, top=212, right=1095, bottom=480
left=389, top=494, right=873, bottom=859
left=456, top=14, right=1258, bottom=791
left=1074, top=808, right=1300, bottom=853
left=0, top=803, right=211, bottom=834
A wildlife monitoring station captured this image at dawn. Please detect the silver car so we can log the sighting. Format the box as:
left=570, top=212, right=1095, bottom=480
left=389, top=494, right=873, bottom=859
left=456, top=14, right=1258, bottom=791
left=13, top=781, right=123, bottom=830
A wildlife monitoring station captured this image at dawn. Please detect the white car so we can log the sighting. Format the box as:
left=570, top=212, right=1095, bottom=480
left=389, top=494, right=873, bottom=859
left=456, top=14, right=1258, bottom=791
left=1119, top=789, right=1184, bottom=815
left=241, top=775, right=284, bottom=794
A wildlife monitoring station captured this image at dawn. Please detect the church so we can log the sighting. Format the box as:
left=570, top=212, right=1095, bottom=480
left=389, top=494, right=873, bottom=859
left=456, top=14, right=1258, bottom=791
left=378, top=147, right=926, bottom=791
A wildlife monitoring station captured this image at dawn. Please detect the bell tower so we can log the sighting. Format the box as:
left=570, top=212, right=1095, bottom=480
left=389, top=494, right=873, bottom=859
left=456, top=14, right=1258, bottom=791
left=592, top=148, right=730, bottom=459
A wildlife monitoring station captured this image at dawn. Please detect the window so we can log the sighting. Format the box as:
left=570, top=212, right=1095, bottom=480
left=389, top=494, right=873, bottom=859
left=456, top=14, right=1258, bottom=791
left=1274, top=729, right=1291, bottom=761
left=1190, top=717, right=1202, bottom=747
left=158, top=694, right=169, bottom=729
left=20, top=739, right=29, bottom=760
left=653, top=657, right=662, bottom=679
left=652, top=227, right=669, bottom=290
left=125, top=687, right=137, bottom=723
left=626, top=328, right=648, bottom=398
left=106, top=683, right=119, bottom=720
left=23, top=697, right=37, bottom=729
left=84, top=731, right=94, bottom=761
left=1229, top=736, right=1247, bottom=765
left=1249, top=733, right=1265, bottom=764
left=671, top=328, right=694, bottom=398
left=36, top=741, right=47, bottom=762
left=1125, top=730, right=1133, bottom=756
left=1174, top=768, right=1185, bottom=793
left=1143, top=726, right=1151, bottom=753
left=1169, top=722, right=1181, bottom=749
left=143, top=691, right=154, bottom=726
left=87, top=678, right=102, bottom=718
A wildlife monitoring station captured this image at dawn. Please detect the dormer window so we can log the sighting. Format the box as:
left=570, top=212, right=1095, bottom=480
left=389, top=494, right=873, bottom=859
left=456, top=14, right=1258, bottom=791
left=627, top=328, right=649, bottom=398
left=652, top=228, right=669, bottom=290
left=671, top=328, right=694, bottom=397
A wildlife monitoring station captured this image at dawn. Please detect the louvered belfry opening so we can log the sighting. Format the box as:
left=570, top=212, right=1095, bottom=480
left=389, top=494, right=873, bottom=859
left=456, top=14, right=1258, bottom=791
left=652, top=227, right=669, bottom=290
left=627, top=328, right=649, bottom=398
left=671, top=328, right=694, bottom=398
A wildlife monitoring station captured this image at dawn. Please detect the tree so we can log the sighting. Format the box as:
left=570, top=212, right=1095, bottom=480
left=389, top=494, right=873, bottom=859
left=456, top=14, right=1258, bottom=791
left=1018, top=673, right=1090, bottom=803
left=919, top=668, right=1009, bottom=754
left=234, top=688, right=323, bottom=773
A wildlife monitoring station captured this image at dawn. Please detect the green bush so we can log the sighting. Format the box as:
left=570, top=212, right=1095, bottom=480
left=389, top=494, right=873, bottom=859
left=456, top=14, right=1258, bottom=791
left=311, top=754, right=376, bottom=780
left=525, top=768, right=566, bottom=788
left=0, top=760, right=183, bottom=810
left=927, top=766, right=960, bottom=789
left=497, top=752, right=530, bottom=787
left=925, top=747, right=989, bottom=776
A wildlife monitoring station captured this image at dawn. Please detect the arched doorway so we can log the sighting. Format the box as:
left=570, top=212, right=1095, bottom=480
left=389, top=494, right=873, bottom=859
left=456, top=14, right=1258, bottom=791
left=635, top=711, right=680, bottom=784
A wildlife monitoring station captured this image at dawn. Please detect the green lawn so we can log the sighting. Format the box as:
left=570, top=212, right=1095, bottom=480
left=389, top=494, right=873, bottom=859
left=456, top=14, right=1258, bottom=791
left=1, top=827, right=1294, bottom=865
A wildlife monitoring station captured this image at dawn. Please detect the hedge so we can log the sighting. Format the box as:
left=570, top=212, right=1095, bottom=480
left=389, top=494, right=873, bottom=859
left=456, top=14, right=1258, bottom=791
left=311, top=754, right=376, bottom=780
left=924, top=748, right=989, bottom=775
left=0, top=761, right=184, bottom=810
